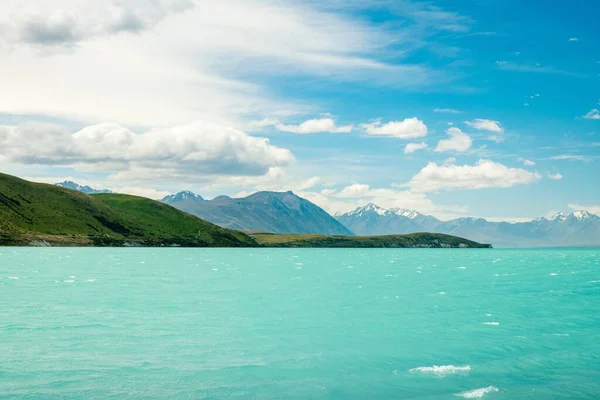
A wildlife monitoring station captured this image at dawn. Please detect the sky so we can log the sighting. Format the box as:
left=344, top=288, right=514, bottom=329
left=0, top=0, right=599, bottom=221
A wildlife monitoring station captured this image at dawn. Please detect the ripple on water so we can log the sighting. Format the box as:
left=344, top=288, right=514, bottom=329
left=455, top=386, right=499, bottom=398
left=409, top=365, right=471, bottom=377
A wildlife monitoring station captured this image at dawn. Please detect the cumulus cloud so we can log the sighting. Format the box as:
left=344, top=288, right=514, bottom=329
left=568, top=37, right=578, bottom=42
left=0, top=0, right=440, bottom=127
left=2, top=1, right=194, bottom=46
left=404, top=142, right=428, bottom=154
left=0, top=121, right=294, bottom=180
left=434, top=127, right=472, bottom=152
left=465, top=119, right=503, bottom=133
left=274, top=118, right=352, bottom=134
left=298, top=184, right=467, bottom=218
left=405, top=159, right=541, bottom=192
left=547, top=173, right=563, bottom=180
left=433, top=108, right=461, bottom=114
left=336, top=184, right=371, bottom=198
left=361, top=118, right=428, bottom=139
left=583, top=109, right=600, bottom=120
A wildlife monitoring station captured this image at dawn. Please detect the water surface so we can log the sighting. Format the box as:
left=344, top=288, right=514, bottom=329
left=1, top=248, right=599, bottom=399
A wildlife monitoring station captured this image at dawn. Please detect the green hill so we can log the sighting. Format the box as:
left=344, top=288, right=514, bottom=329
left=0, top=173, right=257, bottom=247
left=0, top=172, right=491, bottom=248
left=250, top=232, right=492, bottom=248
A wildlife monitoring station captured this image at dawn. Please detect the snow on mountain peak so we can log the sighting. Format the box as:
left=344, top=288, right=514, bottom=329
left=544, top=210, right=598, bottom=222
left=347, top=203, right=387, bottom=216
left=389, top=208, right=421, bottom=219
left=162, top=190, right=204, bottom=204
left=343, top=203, right=423, bottom=218
left=572, top=210, right=595, bottom=221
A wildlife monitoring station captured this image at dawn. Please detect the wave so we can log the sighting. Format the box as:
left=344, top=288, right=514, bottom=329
left=409, top=365, right=471, bottom=376
left=455, top=386, right=498, bottom=398
left=483, top=322, right=500, bottom=326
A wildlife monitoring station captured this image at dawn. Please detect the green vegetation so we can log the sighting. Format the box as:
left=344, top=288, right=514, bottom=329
left=250, top=232, right=492, bottom=248
left=0, top=173, right=257, bottom=247
left=0, top=172, right=491, bottom=248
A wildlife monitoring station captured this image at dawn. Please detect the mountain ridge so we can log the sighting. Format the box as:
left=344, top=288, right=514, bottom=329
left=337, top=204, right=600, bottom=248
left=161, top=190, right=354, bottom=236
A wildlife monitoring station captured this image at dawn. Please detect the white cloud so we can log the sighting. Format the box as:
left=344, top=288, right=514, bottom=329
left=583, top=109, right=600, bottom=120
left=299, top=184, right=467, bottom=219
left=568, top=204, right=600, bottom=215
left=109, top=186, right=172, bottom=200
left=361, top=118, right=428, bottom=139
left=568, top=37, right=579, bottom=42
left=550, top=155, right=591, bottom=162
left=336, top=184, right=371, bottom=198
left=465, top=119, right=503, bottom=133
left=275, top=118, right=352, bottom=134
left=433, top=108, right=461, bottom=114
left=0, top=121, right=294, bottom=180
left=0, top=0, right=440, bottom=127
left=294, top=176, right=322, bottom=191
left=1, top=1, right=194, bottom=46
left=519, top=158, right=536, bottom=166
left=547, top=173, right=563, bottom=180
left=405, top=159, right=541, bottom=192
left=404, top=142, right=428, bottom=154
left=434, top=127, right=472, bottom=152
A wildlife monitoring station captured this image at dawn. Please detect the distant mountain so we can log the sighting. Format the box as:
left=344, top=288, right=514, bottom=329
left=336, top=203, right=439, bottom=235
left=162, top=190, right=204, bottom=204
left=162, top=190, right=354, bottom=236
left=337, top=204, right=600, bottom=248
left=55, top=181, right=112, bottom=194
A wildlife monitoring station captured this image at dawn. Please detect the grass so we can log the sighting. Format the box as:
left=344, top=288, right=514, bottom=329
left=250, top=232, right=492, bottom=248
left=0, top=173, right=257, bottom=247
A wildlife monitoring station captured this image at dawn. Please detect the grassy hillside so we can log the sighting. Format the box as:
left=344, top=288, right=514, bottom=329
left=0, top=173, right=257, bottom=247
left=250, top=232, right=492, bottom=248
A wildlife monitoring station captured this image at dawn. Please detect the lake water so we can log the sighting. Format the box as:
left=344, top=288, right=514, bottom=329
left=1, top=248, right=599, bottom=399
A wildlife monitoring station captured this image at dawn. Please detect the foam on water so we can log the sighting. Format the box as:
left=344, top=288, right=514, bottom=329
left=410, top=365, right=471, bottom=376
left=455, top=386, right=499, bottom=398
left=483, top=322, right=500, bottom=326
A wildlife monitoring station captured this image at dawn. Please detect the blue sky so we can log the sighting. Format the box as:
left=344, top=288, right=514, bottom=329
left=0, top=0, right=598, bottom=220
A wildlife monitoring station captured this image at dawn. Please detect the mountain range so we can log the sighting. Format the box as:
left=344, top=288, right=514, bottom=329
left=55, top=181, right=112, bottom=194
left=0, top=173, right=487, bottom=249
left=56, top=182, right=600, bottom=247
left=337, top=204, right=600, bottom=248
left=160, top=190, right=354, bottom=236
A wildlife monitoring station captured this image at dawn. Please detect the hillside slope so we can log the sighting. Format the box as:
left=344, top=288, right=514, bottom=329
left=250, top=232, right=491, bottom=248
left=163, top=190, right=354, bottom=236
left=0, top=173, right=257, bottom=247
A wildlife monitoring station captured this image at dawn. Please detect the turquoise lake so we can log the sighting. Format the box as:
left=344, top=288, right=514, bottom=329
left=1, top=248, right=599, bottom=399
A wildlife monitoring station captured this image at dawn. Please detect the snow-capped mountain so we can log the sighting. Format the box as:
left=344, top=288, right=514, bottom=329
left=337, top=204, right=439, bottom=236
left=337, top=204, right=600, bottom=247
left=340, top=203, right=428, bottom=220
left=55, top=181, right=112, bottom=194
left=161, top=191, right=205, bottom=204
